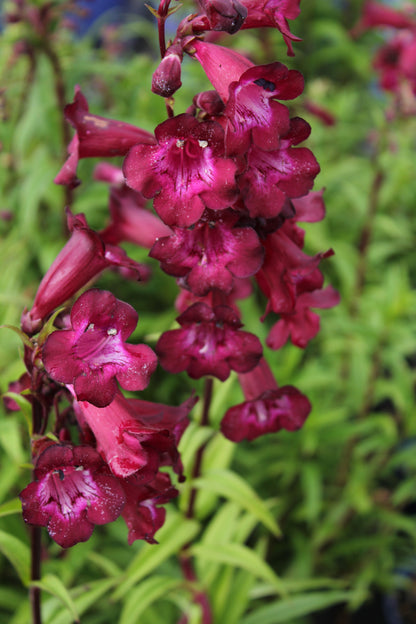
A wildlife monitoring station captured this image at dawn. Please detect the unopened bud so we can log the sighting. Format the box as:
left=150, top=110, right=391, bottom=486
left=198, top=0, right=247, bottom=34
left=152, top=45, right=183, bottom=97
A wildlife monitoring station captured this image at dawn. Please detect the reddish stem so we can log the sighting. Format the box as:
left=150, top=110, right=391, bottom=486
left=179, top=378, right=214, bottom=624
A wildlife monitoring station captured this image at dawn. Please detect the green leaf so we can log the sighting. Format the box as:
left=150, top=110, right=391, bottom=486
left=112, top=511, right=200, bottom=601
left=46, top=579, right=116, bottom=624
left=0, top=324, right=33, bottom=349
left=240, top=591, right=353, bottom=624
left=191, top=543, right=285, bottom=594
left=219, top=569, right=256, bottom=624
left=0, top=529, right=30, bottom=586
left=119, top=576, right=182, bottom=624
left=2, top=392, right=33, bottom=436
left=0, top=497, right=22, bottom=518
left=192, top=469, right=280, bottom=536
left=32, top=574, right=79, bottom=623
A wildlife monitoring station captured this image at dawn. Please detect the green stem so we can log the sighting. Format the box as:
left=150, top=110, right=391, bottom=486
left=30, top=526, right=42, bottom=624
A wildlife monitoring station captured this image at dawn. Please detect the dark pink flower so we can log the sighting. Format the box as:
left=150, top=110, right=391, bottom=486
left=94, top=164, right=172, bottom=248
left=72, top=391, right=186, bottom=480
left=237, top=117, right=320, bottom=218
left=239, top=0, right=302, bottom=56
left=356, top=1, right=416, bottom=32
left=123, top=113, right=238, bottom=227
left=291, top=189, right=326, bottom=223
left=150, top=208, right=264, bottom=295
left=190, top=40, right=254, bottom=102
left=267, top=285, right=340, bottom=349
left=43, top=289, right=157, bottom=408
left=19, top=444, right=125, bottom=548
left=21, top=210, right=148, bottom=335
left=120, top=472, right=178, bottom=545
left=220, top=358, right=311, bottom=441
left=224, top=63, right=304, bottom=154
left=55, top=86, right=156, bottom=188
left=256, top=225, right=333, bottom=316
left=127, top=394, right=198, bottom=446
left=374, top=30, right=416, bottom=97
left=156, top=302, right=262, bottom=381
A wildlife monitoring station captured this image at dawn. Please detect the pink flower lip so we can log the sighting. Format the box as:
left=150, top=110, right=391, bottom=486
left=156, top=302, right=263, bottom=381
left=124, top=113, right=238, bottom=227
left=19, top=444, right=125, bottom=548
left=43, top=289, right=157, bottom=407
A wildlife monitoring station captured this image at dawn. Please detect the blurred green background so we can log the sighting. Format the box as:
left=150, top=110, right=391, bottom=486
left=0, top=1, right=415, bottom=622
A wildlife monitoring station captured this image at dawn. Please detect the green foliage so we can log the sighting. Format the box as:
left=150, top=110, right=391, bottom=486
left=0, top=0, right=415, bottom=622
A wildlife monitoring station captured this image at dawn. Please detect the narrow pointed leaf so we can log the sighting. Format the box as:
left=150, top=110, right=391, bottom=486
left=0, top=498, right=22, bottom=518
left=120, top=576, right=182, bottom=624
left=112, top=512, right=200, bottom=600
left=0, top=530, right=30, bottom=586
left=190, top=543, right=285, bottom=593
left=192, top=469, right=280, bottom=536
left=241, top=591, right=353, bottom=624
left=31, top=574, right=79, bottom=623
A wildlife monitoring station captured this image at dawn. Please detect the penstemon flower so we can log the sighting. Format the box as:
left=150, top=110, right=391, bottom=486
left=123, top=113, right=238, bottom=227
left=220, top=359, right=311, bottom=441
left=149, top=208, right=264, bottom=295
left=156, top=302, right=263, bottom=381
left=21, top=210, right=149, bottom=335
left=43, top=289, right=157, bottom=407
left=20, top=444, right=126, bottom=548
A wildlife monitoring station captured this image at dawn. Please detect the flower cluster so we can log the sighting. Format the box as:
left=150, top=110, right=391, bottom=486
left=10, top=0, right=338, bottom=549
left=354, top=1, right=416, bottom=116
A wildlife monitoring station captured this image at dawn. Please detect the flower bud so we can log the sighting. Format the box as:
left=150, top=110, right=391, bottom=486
left=152, top=44, right=183, bottom=98
left=198, top=0, right=247, bottom=34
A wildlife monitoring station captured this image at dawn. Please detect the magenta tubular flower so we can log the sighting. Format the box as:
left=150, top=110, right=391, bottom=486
left=120, top=472, right=178, bottom=545
left=127, top=394, right=198, bottom=446
left=374, top=31, right=416, bottom=98
left=94, top=164, right=172, bottom=248
left=220, top=358, right=311, bottom=441
left=357, top=1, right=416, bottom=31
left=43, top=289, right=157, bottom=408
left=150, top=208, right=264, bottom=296
left=19, top=444, right=125, bottom=548
left=239, top=0, right=302, bottom=56
left=256, top=226, right=333, bottom=316
left=156, top=302, right=263, bottom=381
left=55, top=86, right=156, bottom=188
left=238, top=117, right=320, bottom=218
left=21, top=210, right=148, bottom=335
left=123, top=113, right=238, bottom=227
left=191, top=40, right=254, bottom=102
left=267, top=285, right=340, bottom=349
left=224, top=62, right=304, bottom=154
left=72, top=391, right=185, bottom=480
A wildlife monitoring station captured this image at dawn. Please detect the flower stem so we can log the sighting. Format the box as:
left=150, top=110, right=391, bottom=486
left=179, top=377, right=214, bottom=623
left=186, top=377, right=213, bottom=519
left=29, top=396, right=44, bottom=624
left=30, top=526, right=42, bottom=624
